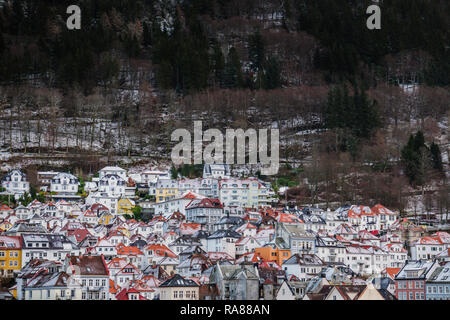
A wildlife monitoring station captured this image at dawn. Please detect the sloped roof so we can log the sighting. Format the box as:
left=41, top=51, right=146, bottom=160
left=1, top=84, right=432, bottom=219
left=159, top=274, right=199, bottom=288
left=207, top=229, right=242, bottom=239
left=68, top=255, right=109, bottom=276
left=186, top=198, right=223, bottom=210
left=283, top=254, right=325, bottom=266
left=371, top=204, right=397, bottom=216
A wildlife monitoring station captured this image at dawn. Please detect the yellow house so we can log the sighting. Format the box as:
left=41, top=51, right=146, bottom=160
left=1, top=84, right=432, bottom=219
left=117, top=198, right=135, bottom=215
left=98, top=212, right=115, bottom=225
left=0, top=220, right=13, bottom=232
left=156, top=179, right=179, bottom=203
left=0, top=236, right=22, bottom=277
left=116, top=226, right=130, bottom=238
left=156, top=188, right=178, bottom=203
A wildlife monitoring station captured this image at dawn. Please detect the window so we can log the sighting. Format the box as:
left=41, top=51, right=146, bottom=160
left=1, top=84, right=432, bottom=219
left=174, top=291, right=178, bottom=298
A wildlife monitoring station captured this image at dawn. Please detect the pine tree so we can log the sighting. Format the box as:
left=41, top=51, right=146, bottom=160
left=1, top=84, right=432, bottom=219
left=248, top=29, right=265, bottom=73
left=430, top=142, right=443, bottom=172
left=401, top=131, right=432, bottom=186
left=263, top=56, right=281, bottom=90
left=223, top=47, right=243, bottom=88
left=401, top=134, right=420, bottom=184
left=211, top=41, right=225, bottom=86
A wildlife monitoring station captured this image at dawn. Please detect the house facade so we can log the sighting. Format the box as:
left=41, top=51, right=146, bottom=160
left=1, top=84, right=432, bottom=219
left=1, top=169, right=30, bottom=199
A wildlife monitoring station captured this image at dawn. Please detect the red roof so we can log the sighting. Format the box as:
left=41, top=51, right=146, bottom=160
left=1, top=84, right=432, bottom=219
left=182, top=192, right=198, bottom=199
left=187, top=198, right=223, bottom=209
left=0, top=204, right=12, bottom=211
left=277, top=213, right=302, bottom=224
left=383, top=267, right=401, bottom=279
left=67, top=229, right=91, bottom=243
left=117, top=246, right=144, bottom=256
left=116, top=288, right=148, bottom=300
left=371, top=204, right=397, bottom=216
left=144, top=243, right=177, bottom=258
left=109, top=279, right=118, bottom=294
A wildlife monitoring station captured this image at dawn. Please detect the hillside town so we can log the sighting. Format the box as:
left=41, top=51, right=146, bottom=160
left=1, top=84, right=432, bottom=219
left=0, top=164, right=448, bottom=301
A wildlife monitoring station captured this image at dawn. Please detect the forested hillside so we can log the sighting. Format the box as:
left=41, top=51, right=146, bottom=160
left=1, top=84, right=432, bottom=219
left=0, top=0, right=449, bottom=212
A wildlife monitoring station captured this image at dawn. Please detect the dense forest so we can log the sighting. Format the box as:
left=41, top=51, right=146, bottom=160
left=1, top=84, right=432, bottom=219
left=0, top=0, right=449, bottom=212
left=0, top=0, right=449, bottom=90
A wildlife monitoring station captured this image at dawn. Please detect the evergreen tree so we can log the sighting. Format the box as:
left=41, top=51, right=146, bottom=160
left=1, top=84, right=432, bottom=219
left=223, top=47, right=243, bottom=88
left=324, top=84, right=380, bottom=139
left=143, top=22, right=152, bottom=47
left=170, top=165, right=178, bottom=179
left=263, top=56, right=281, bottom=90
left=401, top=131, right=432, bottom=186
left=401, top=134, right=420, bottom=184
left=211, top=41, right=225, bottom=86
left=248, top=29, right=265, bottom=73
left=430, top=142, right=443, bottom=172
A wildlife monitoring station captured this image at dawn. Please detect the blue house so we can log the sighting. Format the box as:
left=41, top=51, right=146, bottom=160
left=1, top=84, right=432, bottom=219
left=426, top=262, right=450, bottom=300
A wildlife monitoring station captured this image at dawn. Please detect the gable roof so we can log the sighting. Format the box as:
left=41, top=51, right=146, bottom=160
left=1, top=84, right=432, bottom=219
left=68, top=255, right=109, bottom=276
left=159, top=274, right=200, bottom=288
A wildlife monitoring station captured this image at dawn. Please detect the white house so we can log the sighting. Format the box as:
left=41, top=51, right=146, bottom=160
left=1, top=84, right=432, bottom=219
left=1, top=169, right=30, bottom=199
left=64, top=255, right=110, bottom=300
left=98, top=166, right=127, bottom=180
left=315, top=236, right=347, bottom=264
left=219, top=178, right=259, bottom=208
left=411, top=232, right=450, bottom=260
left=140, top=170, right=170, bottom=184
left=235, top=236, right=261, bottom=257
left=185, top=198, right=224, bottom=232
left=21, top=234, right=80, bottom=266
left=282, top=254, right=326, bottom=282
left=206, top=229, right=241, bottom=258
left=50, top=172, right=79, bottom=195
left=85, top=192, right=120, bottom=215
left=203, top=164, right=231, bottom=179
left=98, top=174, right=127, bottom=197
left=14, top=205, right=32, bottom=220
left=152, top=191, right=204, bottom=217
